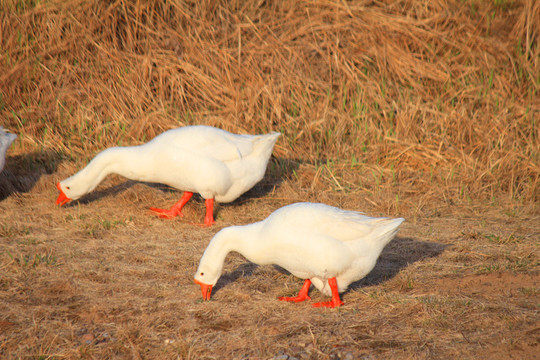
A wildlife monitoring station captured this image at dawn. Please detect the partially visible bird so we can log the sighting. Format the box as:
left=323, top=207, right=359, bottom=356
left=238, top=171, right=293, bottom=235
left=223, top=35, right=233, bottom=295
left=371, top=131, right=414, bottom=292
left=0, top=126, right=17, bottom=173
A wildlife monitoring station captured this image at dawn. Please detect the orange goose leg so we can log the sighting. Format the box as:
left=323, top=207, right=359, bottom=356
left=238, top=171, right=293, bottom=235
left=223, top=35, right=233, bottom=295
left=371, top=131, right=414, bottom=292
left=202, top=198, right=216, bottom=226
left=312, top=277, right=344, bottom=308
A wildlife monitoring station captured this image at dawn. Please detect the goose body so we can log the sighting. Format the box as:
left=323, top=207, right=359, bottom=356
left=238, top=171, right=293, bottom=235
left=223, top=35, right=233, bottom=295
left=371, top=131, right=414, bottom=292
left=194, top=202, right=404, bottom=307
left=0, top=127, right=17, bottom=173
left=56, top=125, right=280, bottom=225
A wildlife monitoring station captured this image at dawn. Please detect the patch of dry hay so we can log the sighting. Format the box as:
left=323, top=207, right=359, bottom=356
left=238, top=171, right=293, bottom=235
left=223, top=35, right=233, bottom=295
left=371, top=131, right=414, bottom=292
left=0, top=0, right=538, bottom=210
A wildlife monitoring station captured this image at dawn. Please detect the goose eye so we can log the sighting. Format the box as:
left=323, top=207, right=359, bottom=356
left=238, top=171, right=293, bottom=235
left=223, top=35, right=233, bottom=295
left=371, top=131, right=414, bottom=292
left=66, top=186, right=71, bottom=190
left=200, top=272, right=204, bottom=276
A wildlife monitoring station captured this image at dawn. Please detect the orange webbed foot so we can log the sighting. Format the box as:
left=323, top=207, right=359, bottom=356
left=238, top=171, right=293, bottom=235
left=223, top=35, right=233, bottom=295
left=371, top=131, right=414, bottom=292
left=311, top=277, right=344, bottom=308
left=278, top=294, right=312, bottom=303
left=149, top=191, right=193, bottom=219
left=149, top=207, right=184, bottom=219
left=311, top=298, right=344, bottom=308
left=278, top=279, right=311, bottom=303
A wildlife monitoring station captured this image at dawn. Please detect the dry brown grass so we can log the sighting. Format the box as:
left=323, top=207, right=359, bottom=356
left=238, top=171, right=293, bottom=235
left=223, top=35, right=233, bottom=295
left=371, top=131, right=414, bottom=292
left=1, top=0, right=539, bottom=359
left=1, top=0, right=539, bottom=209
left=0, top=173, right=538, bottom=359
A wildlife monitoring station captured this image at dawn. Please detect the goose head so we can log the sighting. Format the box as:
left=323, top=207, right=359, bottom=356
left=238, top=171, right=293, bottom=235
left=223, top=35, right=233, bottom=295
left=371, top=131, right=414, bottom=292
left=194, top=227, right=240, bottom=300
left=193, top=263, right=222, bottom=301
left=56, top=182, right=72, bottom=206
left=193, top=225, right=259, bottom=301
left=56, top=178, right=87, bottom=206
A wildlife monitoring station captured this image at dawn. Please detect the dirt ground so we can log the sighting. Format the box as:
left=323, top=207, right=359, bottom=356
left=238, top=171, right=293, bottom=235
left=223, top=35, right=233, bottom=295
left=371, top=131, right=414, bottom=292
left=1, top=0, right=538, bottom=358
left=0, top=163, right=538, bottom=360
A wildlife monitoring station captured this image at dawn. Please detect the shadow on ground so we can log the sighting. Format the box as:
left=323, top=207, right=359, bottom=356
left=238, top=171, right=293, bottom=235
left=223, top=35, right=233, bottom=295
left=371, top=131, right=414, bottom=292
left=348, top=237, right=448, bottom=290
left=61, top=156, right=299, bottom=212
left=212, top=237, right=447, bottom=296
left=0, top=150, right=62, bottom=201
left=67, top=179, right=147, bottom=206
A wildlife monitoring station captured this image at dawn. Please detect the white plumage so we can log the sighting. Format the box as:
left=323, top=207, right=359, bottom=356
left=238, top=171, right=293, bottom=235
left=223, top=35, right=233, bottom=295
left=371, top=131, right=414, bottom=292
left=0, top=126, right=17, bottom=173
left=194, top=202, right=404, bottom=307
left=56, top=125, right=280, bottom=225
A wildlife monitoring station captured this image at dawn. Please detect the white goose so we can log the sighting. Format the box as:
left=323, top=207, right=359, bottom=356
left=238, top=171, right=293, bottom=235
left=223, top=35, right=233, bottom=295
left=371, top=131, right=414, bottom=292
left=56, top=125, right=280, bottom=226
left=194, top=202, right=404, bottom=307
left=0, top=126, right=17, bottom=173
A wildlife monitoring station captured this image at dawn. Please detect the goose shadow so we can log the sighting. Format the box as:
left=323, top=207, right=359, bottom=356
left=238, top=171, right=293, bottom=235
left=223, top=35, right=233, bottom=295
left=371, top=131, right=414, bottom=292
left=62, top=179, right=147, bottom=206
left=211, top=262, right=261, bottom=294
left=346, top=236, right=448, bottom=291
left=61, top=180, right=208, bottom=209
left=62, top=156, right=300, bottom=211
left=210, top=237, right=447, bottom=297
left=0, top=150, right=62, bottom=201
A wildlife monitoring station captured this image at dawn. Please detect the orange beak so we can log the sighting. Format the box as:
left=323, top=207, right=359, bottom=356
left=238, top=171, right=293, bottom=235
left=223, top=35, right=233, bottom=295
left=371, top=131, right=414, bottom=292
left=194, top=279, right=212, bottom=300
left=56, top=182, right=71, bottom=206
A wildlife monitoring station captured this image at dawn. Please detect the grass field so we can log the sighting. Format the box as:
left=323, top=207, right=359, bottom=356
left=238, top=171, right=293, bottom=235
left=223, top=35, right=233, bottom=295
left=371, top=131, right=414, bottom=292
left=1, top=0, right=539, bottom=359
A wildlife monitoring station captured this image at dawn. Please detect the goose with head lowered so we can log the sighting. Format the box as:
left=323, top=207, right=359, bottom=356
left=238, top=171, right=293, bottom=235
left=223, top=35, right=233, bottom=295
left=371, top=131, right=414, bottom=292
left=56, top=125, right=280, bottom=226
left=0, top=126, right=17, bottom=174
left=194, top=202, right=404, bottom=307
